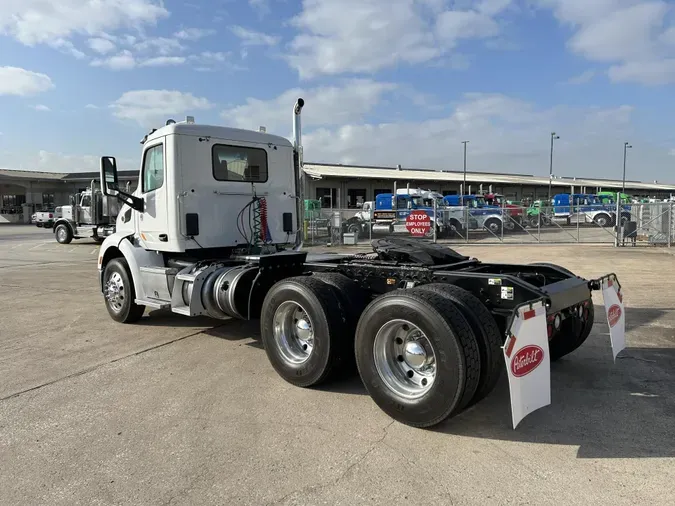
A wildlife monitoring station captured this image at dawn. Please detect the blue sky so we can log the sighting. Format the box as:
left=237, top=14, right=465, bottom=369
left=1, top=0, right=674, bottom=183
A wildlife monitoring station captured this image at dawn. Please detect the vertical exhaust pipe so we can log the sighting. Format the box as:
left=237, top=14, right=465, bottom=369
left=292, top=98, right=305, bottom=249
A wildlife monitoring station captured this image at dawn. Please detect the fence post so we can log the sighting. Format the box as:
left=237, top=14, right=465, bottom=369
left=433, top=198, right=437, bottom=243
left=576, top=204, right=580, bottom=243
left=614, top=195, right=621, bottom=247
left=669, top=203, right=673, bottom=247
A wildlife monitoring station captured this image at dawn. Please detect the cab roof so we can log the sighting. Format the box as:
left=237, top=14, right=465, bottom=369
left=144, top=122, right=293, bottom=148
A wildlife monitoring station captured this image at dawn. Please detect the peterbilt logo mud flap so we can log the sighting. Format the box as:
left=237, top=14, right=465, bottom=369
left=602, top=276, right=626, bottom=361
left=503, top=302, right=550, bottom=429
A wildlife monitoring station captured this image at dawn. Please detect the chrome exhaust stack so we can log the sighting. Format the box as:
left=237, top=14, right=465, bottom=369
left=292, top=98, right=305, bottom=250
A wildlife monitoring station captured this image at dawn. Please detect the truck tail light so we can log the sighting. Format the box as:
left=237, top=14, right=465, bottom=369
left=49, top=213, right=53, bottom=218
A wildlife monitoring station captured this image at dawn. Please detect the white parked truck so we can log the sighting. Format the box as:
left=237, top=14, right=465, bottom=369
left=96, top=99, right=626, bottom=429
left=53, top=180, right=119, bottom=244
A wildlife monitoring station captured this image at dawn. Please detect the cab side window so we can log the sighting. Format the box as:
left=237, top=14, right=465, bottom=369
left=143, top=144, right=164, bottom=193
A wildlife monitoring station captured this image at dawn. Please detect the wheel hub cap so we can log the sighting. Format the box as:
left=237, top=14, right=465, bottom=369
left=273, top=302, right=314, bottom=365
left=403, top=341, right=427, bottom=369
left=373, top=319, right=437, bottom=399
left=104, top=272, right=125, bottom=312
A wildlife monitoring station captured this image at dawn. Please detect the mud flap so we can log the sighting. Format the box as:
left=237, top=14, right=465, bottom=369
left=503, top=301, right=550, bottom=429
left=601, top=275, right=626, bottom=361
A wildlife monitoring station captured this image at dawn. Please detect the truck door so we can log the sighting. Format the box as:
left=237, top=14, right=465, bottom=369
left=138, top=139, right=168, bottom=250
left=80, top=194, right=92, bottom=224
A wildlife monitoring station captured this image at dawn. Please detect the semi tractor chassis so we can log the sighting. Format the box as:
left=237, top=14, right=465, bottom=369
left=101, top=236, right=613, bottom=429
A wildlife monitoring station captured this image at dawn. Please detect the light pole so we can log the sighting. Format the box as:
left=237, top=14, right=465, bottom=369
left=548, top=132, right=559, bottom=203
left=622, top=141, right=632, bottom=196
left=461, top=140, right=469, bottom=205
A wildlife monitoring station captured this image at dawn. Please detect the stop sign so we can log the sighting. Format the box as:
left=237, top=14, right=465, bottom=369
left=406, top=211, right=431, bottom=237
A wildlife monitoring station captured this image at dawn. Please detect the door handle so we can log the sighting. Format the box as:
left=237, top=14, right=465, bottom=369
left=159, top=234, right=168, bottom=242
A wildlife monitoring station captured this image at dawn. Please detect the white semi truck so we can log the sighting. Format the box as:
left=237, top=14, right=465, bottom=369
left=52, top=180, right=120, bottom=244
left=96, top=98, right=626, bottom=429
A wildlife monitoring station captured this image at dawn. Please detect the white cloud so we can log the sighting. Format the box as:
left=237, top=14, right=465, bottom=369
left=286, top=0, right=511, bottom=78
left=229, top=25, right=280, bottom=46
left=49, top=38, right=86, bottom=59
left=174, top=28, right=215, bottom=40
left=0, top=66, right=54, bottom=96
left=248, top=0, right=271, bottom=15
left=91, top=50, right=136, bottom=70
left=0, top=1, right=169, bottom=46
left=567, top=70, right=597, bottom=85
left=88, top=37, right=117, bottom=54
left=139, top=56, right=187, bottom=67
left=222, top=83, right=652, bottom=178
left=221, top=79, right=397, bottom=135
left=134, top=37, right=185, bottom=56
left=110, top=90, right=214, bottom=128
left=31, top=104, right=50, bottom=112
left=0, top=150, right=136, bottom=173
left=539, top=0, right=675, bottom=85
left=85, top=104, right=99, bottom=109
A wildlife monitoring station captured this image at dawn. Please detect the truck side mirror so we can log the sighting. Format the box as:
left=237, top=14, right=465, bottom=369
left=100, top=155, right=144, bottom=212
left=100, top=156, right=119, bottom=196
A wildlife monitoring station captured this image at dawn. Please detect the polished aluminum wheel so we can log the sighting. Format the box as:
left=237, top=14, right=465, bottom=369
left=104, top=271, right=125, bottom=312
left=373, top=319, right=437, bottom=399
left=57, top=226, right=68, bottom=243
left=272, top=301, right=315, bottom=365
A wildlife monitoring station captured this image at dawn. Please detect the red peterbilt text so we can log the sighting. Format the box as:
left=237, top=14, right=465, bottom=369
left=510, top=345, right=544, bottom=377
left=607, top=304, right=622, bottom=328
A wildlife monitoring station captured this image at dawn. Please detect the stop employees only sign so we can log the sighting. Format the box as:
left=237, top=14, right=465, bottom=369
left=406, top=211, right=431, bottom=236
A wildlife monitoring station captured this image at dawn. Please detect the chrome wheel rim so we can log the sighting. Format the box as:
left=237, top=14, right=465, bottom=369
left=373, top=319, right=436, bottom=399
left=273, top=301, right=315, bottom=365
left=104, top=271, right=125, bottom=312
left=57, top=227, right=67, bottom=242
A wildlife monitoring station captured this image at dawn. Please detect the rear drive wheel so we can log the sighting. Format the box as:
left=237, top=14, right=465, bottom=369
left=355, top=289, right=480, bottom=428
left=414, top=283, right=503, bottom=406
left=102, top=258, right=146, bottom=323
left=260, top=276, right=348, bottom=387
left=55, top=223, right=73, bottom=244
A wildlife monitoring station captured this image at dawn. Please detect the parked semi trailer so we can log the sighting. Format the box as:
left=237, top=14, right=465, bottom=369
left=96, top=99, right=626, bottom=429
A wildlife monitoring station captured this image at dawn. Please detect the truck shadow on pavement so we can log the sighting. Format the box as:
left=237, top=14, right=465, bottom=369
left=143, top=305, right=674, bottom=458
left=436, top=305, right=675, bottom=459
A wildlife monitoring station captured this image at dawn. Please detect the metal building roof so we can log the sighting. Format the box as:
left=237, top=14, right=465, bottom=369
left=302, top=163, right=675, bottom=192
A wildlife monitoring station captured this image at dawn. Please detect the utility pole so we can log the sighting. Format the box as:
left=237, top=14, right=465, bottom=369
left=461, top=140, right=469, bottom=206
left=622, top=141, right=632, bottom=196
left=548, top=132, right=559, bottom=204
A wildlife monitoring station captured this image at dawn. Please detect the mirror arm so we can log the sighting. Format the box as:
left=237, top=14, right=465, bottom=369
left=114, top=188, right=144, bottom=212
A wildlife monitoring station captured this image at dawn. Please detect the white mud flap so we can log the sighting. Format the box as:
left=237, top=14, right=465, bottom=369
left=503, top=301, right=550, bottom=429
left=601, top=275, right=626, bottom=361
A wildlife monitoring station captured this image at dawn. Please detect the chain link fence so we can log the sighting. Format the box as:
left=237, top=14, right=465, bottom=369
left=301, top=202, right=675, bottom=248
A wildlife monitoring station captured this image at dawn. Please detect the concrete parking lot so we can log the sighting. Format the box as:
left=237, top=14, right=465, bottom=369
left=1, top=224, right=674, bottom=505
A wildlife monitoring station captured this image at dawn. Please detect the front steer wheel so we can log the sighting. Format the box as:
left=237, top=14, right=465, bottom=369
left=55, top=223, right=73, bottom=244
left=102, top=258, right=146, bottom=323
left=260, top=276, right=349, bottom=388
left=355, top=289, right=480, bottom=428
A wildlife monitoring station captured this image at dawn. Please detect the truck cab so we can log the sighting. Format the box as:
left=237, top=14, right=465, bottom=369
left=552, top=193, right=617, bottom=227
left=482, top=192, right=523, bottom=229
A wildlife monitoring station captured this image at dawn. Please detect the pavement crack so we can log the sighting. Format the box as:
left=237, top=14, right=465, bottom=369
left=0, top=324, right=229, bottom=403
left=265, top=420, right=395, bottom=505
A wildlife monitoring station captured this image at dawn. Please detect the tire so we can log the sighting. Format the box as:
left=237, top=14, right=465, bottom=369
left=484, top=218, right=502, bottom=235
left=354, top=289, right=480, bottom=428
left=549, top=302, right=594, bottom=361
left=36, top=223, right=43, bottom=228
left=55, top=223, right=73, bottom=244
left=449, top=219, right=463, bottom=236
left=414, top=283, right=503, bottom=406
left=594, top=213, right=611, bottom=228
left=260, top=276, right=348, bottom=387
left=102, top=258, right=146, bottom=323
left=311, top=272, right=368, bottom=370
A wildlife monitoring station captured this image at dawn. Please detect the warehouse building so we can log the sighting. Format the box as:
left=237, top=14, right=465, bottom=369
left=2, top=162, right=674, bottom=222
left=302, top=163, right=675, bottom=209
left=0, top=169, right=137, bottom=223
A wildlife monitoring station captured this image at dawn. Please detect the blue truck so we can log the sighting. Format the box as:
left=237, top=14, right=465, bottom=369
left=372, top=188, right=474, bottom=237
left=552, top=193, right=627, bottom=227
left=443, top=194, right=507, bottom=235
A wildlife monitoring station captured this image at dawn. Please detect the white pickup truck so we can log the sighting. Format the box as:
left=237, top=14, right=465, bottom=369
left=32, top=209, right=61, bottom=228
